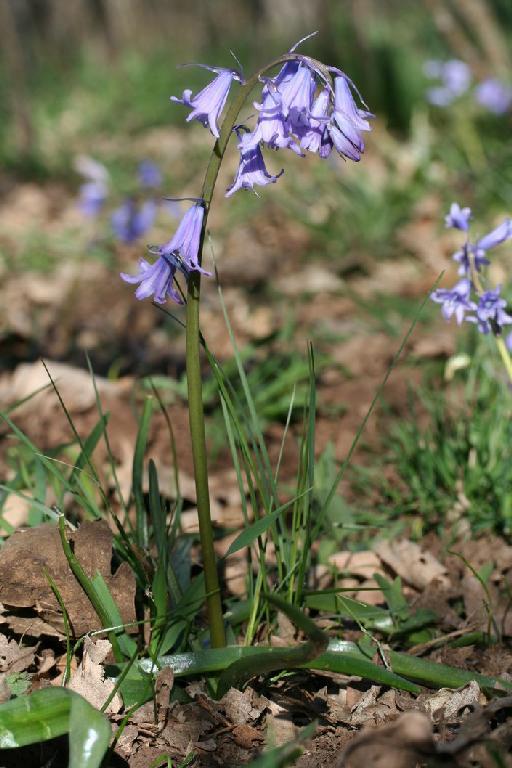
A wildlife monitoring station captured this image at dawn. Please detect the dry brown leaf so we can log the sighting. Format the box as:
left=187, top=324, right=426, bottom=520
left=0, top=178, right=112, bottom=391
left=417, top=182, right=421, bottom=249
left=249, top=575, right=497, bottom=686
left=419, top=681, right=484, bottom=724
left=340, top=711, right=435, bottom=768
left=68, top=637, right=122, bottom=714
left=0, top=520, right=135, bottom=637
left=374, top=538, right=449, bottom=590
left=0, top=634, right=36, bottom=674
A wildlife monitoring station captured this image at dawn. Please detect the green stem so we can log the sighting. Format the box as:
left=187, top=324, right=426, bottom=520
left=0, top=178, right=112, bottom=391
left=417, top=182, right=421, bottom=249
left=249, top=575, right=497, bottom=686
left=185, top=59, right=291, bottom=648
left=470, top=262, right=512, bottom=386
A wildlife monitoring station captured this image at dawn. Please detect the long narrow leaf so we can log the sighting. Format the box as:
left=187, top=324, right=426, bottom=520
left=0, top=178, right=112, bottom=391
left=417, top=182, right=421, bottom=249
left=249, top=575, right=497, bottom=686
left=0, top=688, right=111, bottom=768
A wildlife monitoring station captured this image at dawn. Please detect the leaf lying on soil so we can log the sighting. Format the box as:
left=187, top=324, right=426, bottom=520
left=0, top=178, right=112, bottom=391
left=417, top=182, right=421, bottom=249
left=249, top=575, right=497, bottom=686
left=0, top=520, right=135, bottom=637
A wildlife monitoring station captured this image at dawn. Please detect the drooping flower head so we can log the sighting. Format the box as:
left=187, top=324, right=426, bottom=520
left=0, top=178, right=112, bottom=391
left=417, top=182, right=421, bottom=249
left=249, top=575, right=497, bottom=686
left=226, top=138, right=283, bottom=197
left=121, top=201, right=208, bottom=304
left=112, top=199, right=156, bottom=243
left=424, top=59, right=471, bottom=106
left=474, top=78, right=512, bottom=115
left=171, top=66, right=242, bottom=138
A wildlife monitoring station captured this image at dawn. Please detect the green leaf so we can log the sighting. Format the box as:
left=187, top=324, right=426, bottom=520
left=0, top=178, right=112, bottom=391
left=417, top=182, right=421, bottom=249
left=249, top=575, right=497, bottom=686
left=0, top=688, right=111, bottom=768
left=225, top=492, right=310, bottom=557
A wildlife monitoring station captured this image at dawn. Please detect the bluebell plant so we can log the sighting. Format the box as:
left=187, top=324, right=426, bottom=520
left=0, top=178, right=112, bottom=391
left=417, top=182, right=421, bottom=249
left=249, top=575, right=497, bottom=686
left=120, top=36, right=373, bottom=647
left=431, top=203, right=512, bottom=378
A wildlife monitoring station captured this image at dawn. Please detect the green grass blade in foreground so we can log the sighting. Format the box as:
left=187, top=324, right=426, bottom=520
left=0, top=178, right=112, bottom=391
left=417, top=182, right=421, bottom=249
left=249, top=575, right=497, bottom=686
left=217, top=594, right=328, bottom=696
left=132, top=396, right=153, bottom=550
left=0, top=687, right=111, bottom=768
left=131, top=641, right=419, bottom=697
left=225, top=490, right=311, bottom=557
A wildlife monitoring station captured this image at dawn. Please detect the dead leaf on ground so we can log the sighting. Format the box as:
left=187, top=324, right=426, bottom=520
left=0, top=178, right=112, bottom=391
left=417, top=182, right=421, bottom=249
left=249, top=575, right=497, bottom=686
left=0, top=634, right=36, bottom=674
left=339, top=711, right=435, bottom=768
left=418, top=681, right=485, bottom=723
left=0, top=520, right=135, bottom=637
left=374, top=538, right=450, bottom=590
left=68, top=637, right=122, bottom=714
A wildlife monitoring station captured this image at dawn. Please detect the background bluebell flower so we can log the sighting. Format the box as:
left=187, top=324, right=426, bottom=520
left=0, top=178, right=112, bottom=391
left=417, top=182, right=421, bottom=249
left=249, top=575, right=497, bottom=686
left=424, top=59, right=471, bottom=106
left=78, top=181, right=108, bottom=216
left=445, top=202, right=471, bottom=231
left=431, top=278, right=476, bottom=324
left=474, top=78, right=512, bottom=115
left=111, top=199, right=157, bottom=243
left=138, top=160, right=162, bottom=188
left=468, top=287, right=512, bottom=334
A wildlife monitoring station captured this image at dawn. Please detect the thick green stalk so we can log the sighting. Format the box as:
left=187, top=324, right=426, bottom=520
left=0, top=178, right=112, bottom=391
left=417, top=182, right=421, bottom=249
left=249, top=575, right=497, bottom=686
left=185, top=71, right=270, bottom=648
left=185, top=53, right=316, bottom=648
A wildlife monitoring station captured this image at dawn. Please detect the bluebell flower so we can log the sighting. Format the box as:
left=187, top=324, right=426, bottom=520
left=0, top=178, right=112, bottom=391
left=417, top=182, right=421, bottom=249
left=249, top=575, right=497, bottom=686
left=78, top=181, right=107, bottom=217
left=452, top=243, right=490, bottom=276
left=156, top=202, right=209, bottom=273
left=431, top=278, right=476, bottom=324
left=138, top=161, right=162, bottom=188
left=226, top=141, right=283, bottom=197
left=468, top=287, right=512, bottom=334
left=112, top=200, right=157, bottom=243
left=424, top=59, right=471, bottom=106
left=121, top=202, right=208, bottom=303
left=241, top=91, right=298, bottom=154
left=329, top=76, right=372, bottom=162
left=120, top=254, right=185, bottom=304
left=476, top=219, right=512, bottom=251
left=272, top=62, right=316, bottom=133
left=448, top=209, right=512, bottom=276
left=474, top=78, right=512, bottom=115
left=445, top=202, right=471, bottom=231
left=300, top=88, right=332, bottom=157
left=171, top=66, right=241, bottom=138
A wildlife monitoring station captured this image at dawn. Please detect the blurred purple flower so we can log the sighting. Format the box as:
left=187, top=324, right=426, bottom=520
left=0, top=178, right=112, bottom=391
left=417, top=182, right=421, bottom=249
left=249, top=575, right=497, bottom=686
left=448, top=207, right=512, bottom=276
left=424, top=59, right=471, bottom=106
left=474, top=78, right=512, bottom=115
left=431, top=278, right=476, bottom=324
left=138, top=161, right=162, bottom=188
left=453, top=242, right=490, bottom=275
left=171, top=66, right=241, bottom=138
left=112, top=199, right=156, bottom=243
left=468, top=287, right=512, bottom=334
left=445, top=202, right=471, bottom=231
left=226, top=142, right=283, bottom=197
left=78, top=181, right=108, bottom=217
left=476, top=219, right=512, bottom=251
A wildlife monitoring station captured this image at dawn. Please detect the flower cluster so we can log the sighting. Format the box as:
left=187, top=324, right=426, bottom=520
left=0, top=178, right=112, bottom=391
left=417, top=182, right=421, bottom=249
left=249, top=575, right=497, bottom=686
left=431, top=203, right=512, bottom=335
left=122, top=42, right=372, bottom=304
left=424, top=59, right=512, bottom=114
